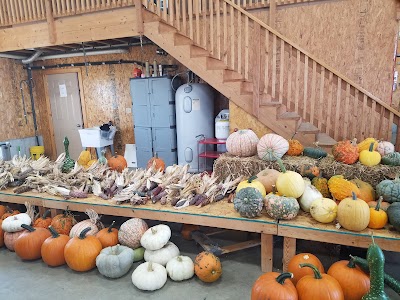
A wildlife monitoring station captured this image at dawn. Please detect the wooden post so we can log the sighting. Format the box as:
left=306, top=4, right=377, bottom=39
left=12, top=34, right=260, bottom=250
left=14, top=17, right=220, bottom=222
left=252, top=22, right=261, bottom=118
left=134, top=0, right=144, bottom=35
left=45, top=0, right=56, bottom=44
left=261, top=233, right=273, bottom=272
left=269, top=0, right=276, bottom=28
left=282, top=237, right=296, bottom=272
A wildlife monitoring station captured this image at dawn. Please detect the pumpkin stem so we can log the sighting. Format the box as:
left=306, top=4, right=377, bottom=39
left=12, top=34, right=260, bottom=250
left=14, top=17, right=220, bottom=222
left=151, top=227, right=157, bottom=235
left=21, top=224, right=35, bottom=232
left=42, top=209, right=51, bottom=219
left=347, top=259, right=356, bottom=269
left=176, top=256, right=183, bottom=262
left=271, top=185, right=278, bottom=194
left=247, top=175, right=258, bottom=183
left=147, top=262, right=154, bottom=272
left=48, top=226, right=60, bottom=238
left=368, top=142, right=374, bottom=152
left=275, top=272, right=293, bottom=285
left=79, top=227, right=92, bottom=239
left=108, top=221, right=116, bottom=233
left=299, top=263, right=323, bottom=279
left=276, top=158, right=287, bottom=173
left=351, top=191, right=357, bottom=200
left=375, top=196, right=383, bottom=211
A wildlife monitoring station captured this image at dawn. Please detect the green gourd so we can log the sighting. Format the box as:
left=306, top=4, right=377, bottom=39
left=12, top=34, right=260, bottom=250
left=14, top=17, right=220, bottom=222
left=387, top=202, right=400, bottom=231
left=376, top=178, right=400, bottom=203
left=61, top=137, right=75, bottom=173
left=98, top=149, right=108, bottom=165
left=361, top=238, right=390, bottom=300
left=381, top=152, right=400, bottom=166
left=351, top=255, right=400, bottom=295
left=233, top=187, right=263, bottom=218
left=303, top=146, right=327, bottom=159
left=264, top=188, right=300, bottom=220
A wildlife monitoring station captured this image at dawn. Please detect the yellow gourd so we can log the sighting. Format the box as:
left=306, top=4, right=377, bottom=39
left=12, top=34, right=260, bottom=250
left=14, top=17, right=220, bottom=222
left=359, top=143, right=381, bottom=166
left=237, top=176, right=266, bottom=198
left=357, top=138, right=378, bottom=153
left=85, top=159, right=97, bottom=169
left=310, top=198, right=338, bottom=223
left=328, top=175, right=360, bottom=201
left=275, top=159, right=305, bottom=198
left=77, top=150, right=91, bottom=166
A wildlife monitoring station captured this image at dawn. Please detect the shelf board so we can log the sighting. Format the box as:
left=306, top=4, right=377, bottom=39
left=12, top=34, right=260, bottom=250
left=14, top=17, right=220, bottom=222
left=198, top=138, right=227, bottom=145
left=199, top=151, right=225, bottom=158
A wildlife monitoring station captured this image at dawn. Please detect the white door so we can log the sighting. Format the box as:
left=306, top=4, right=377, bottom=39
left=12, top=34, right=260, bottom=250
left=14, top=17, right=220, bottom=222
left=47, top=73, right=83, bottom=160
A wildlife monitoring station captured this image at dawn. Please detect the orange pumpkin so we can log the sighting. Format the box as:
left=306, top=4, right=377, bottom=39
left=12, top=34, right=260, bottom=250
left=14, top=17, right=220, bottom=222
left=297, top=263, right=344, bottom=300
left=194, top=251, right=222, bottom=283
left=350, top=179, right=375, bottom=203
left=95, top=221, right=119, bottom=248
left=368, top=200, right=390, bottom=212
left=108, top=155, right=127, bottom=172
left=287, top=253, right=325, bottom=285
left=332, top=140, right=359, bottom=165
left=41, top=226, right=70, bottom=267
left=300, top=165, right=320, bottom=179
left=0, top=205, right=7, bottom=218
left=251, top=272, right=298, bottom=300
left=14, top=224, right=51, bottom=260
left=1, top=208, right=20, bottom=220
left=287, top=139, right=304, bottom=156
left=64, top=227, right=102, bottom=272
left=368, top=197, right=388, bottom=229
left=50, top=208, right=77, bottom=235
left=33, top=209, right=52, bottom=228
left=4, top=230, right=26, bottom=251
left=327, top=260, right=370, bottom=300
left=0, top=219, right=4, bottom=247
left=147, top=153, right=166, bottom=172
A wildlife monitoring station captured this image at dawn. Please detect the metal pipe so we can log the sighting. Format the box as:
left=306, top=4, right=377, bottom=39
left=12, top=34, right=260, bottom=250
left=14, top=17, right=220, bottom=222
left=26, top=67, right=39, bottom=146
left=39, top=48, right=128, bottom=61
left=0, top=53, right=28, bottom=60
left=21, top=50, right=43, bottom=64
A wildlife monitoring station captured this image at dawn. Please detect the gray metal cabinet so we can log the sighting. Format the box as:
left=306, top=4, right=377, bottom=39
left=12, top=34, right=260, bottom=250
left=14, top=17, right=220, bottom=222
left=130, top=77, right=177, bottom=168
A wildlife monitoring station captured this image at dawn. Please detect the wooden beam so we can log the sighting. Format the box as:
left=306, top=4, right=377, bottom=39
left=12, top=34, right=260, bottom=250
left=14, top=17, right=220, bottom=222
left=269, top=0, right=276, bottom=28
left=45, top=0, right=56, bottom=44
left=134, top=0, right=144, bottom=35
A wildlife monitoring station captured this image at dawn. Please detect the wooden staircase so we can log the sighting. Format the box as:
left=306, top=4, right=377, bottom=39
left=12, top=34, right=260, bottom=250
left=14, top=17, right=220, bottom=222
left=141, top=0, right=400, bottom=149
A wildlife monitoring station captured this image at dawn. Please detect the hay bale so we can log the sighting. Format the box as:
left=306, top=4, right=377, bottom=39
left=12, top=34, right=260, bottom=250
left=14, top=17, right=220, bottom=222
left=213, top=154, right=400, bottom=187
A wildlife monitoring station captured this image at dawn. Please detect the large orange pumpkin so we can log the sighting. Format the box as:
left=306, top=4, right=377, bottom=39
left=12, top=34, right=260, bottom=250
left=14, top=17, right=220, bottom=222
left=0, top=205, right=7, bottom=218
left=41, top=226, right=70, bottom=267
left=147, top=153, right=166, bottom=172
left=287, top=253, right=325, bottom=285
left=194, top=251, right=222, bottom=283
left=251, top=272, right=298, bottom=300
left=50, top=208, right=77, bottom=235
left=0, top=219, right=4, bottom=247
left=350, top=179, right=375, bottom=203
left=14, top=224, right=51, bottom=260
left=327, top=260, right=370, bottom=300
left=95, top=221, right=119, bottom=248
left=108, top=155, right=127, bottom=172
left=33, top=209, right=52, bottom=228
left=1, top=208, right=20, bottom=220
left=64, top=227, right=102, bottom=272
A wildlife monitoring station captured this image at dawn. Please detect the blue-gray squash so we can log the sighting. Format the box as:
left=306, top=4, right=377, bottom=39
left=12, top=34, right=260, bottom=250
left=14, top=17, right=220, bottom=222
left=233, top=187, right=264, bottom=218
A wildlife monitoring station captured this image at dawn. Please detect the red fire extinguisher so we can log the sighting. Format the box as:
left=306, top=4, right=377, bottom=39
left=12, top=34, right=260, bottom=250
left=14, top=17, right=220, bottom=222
left=133, top=67, right=142, bottom=78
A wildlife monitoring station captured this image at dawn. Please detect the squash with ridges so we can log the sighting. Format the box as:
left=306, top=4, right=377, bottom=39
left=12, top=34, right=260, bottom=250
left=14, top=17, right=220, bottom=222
left=387, top=202, right=400, bottom=231
left=265, top=187, right=300, bottom=220
left=381, top=152, right=400, bottom=166
left=328, top=175, right=360, bottom=201
left=376, top=177, right=400, bottom=203
left=233, top=187, right=264, bottom=218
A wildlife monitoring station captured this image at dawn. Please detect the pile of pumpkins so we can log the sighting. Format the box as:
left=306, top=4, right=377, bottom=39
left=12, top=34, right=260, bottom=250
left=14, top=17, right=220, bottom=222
left=0, top=205, right=222, bottom=291
left=226, top=129, right=399, bottom=167
left=251, top=239, right=400, bottom=299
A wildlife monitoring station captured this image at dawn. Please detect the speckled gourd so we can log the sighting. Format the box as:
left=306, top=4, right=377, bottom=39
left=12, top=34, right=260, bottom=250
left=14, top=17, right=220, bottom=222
left=61, top=137, right=75, bottom=173
left=233, top=187, right=264, bottom=218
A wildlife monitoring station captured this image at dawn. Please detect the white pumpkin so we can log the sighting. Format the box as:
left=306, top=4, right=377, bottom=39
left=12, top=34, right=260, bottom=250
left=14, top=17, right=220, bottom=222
left=144, top=241, right=180, bottom=266
left=299, top=184, right=323, bottom=212
left=226, top=129, right=259, bottom=157
left=377, top=141, right=395, bottom=157
left=96, top=244, right=135, bottom=279
left=69, top=209, right=103, bottom=238
left=310, top=198, right=338, bottom=223
left=118, top=218, right=148, bottom=249
left=166, top=256, right=194, bottom=281
left=2, top=213, right=31, bottom=233
left=257, top=133, right=289, bottom=161
left=132, top=262, right=167, bottom=291
left=140, top=224, right=171, bottom=250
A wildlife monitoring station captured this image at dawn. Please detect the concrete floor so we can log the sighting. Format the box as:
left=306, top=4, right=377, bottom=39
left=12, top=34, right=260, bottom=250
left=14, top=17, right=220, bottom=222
left=0, top=222, right=399, bottom=300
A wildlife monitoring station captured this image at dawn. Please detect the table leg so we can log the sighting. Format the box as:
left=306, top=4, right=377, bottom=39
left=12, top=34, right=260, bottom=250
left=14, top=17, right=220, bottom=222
left=283, top=237, right=296, bottom=272
left=38, top=206, right=46, bottom=216
left=261, top=233, right=273, bottom=272
left=50, top=209, right=62, bottom=218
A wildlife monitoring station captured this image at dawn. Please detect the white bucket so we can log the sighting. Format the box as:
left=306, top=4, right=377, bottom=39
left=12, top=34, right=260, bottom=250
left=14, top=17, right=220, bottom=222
left=215, top=109, right=230, bottom=140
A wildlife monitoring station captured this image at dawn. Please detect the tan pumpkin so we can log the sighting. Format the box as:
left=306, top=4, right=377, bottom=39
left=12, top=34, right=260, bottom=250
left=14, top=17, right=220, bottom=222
left=310, top=198, right=338, bottom=223
left=77, top=150, right=91, bottom=166
left=256, top=168, right=281, bottom=194
left=226, top=128, right=259, bottom=157
left=357, top=137, right=378, bottom=153
left=287, top=139, right=304, bottom=156
left=337, top=192, right=370, bottom=231
left=69, top=209, right=103, bottom=238
left=350, top=179, right=375, bottom=202
left=118, top=218, right=148, bottom=249
left=332, top=140, right=359, bottom=165
left=257, top=133, right=289, bottom=161
left=328, top=175, right=360, bottom=201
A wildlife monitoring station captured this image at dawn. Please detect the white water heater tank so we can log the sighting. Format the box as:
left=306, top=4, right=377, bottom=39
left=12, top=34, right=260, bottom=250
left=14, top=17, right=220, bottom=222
left=175, top=83, right=214, bottom=172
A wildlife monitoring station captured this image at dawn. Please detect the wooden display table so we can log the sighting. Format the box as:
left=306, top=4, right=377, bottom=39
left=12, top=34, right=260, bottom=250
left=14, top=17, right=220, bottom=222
left=278, top=211, right=400, bottom=271
left=0, top=190, right=277, bottom=272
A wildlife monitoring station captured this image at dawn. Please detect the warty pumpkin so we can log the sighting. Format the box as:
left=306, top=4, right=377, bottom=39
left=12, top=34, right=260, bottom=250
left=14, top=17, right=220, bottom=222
left=264, top=187, right=300, bottom=220
left=287, top=139, right=304, bottom=156
left=376, top=177, right=400, bottom=203
left=327, top=260, right=370, bottom=300
left=14, top=224, right=51, bottom=260
left=236, top=175, right=266, bottom=198
left=251, top=272, right=298, bottom=300
left=287, top=253, right=325, bottom=285
left=64, top=227, right=102, bottom=272
left=311, top=174, right=331, bottom=198
left=146, top=153, right=166, bottom=172
left=275, top=159, right=305, bottom=198
left=234, top=187, right=264, bottom=218
left=296, top=263, right=344, bottom=300
left=257, top=133, right=289, bottom=161
left=387, top=202, right=400, bottom=231
left=332, top=140, right=359, bottom=165
left=118, top=218, right=148, bottom=249
left=226, top=128, right=259, bottom=157
left=41, top=226, right=70, bottom=267
left=310, top=198, right=338, bottom=224
left=381, top=152, right=400, bottom=166
left=194, top=251, right=222, bottom=283
left=368, top=197, right=388, bottom=229
left=33, top=209, right=52, bottom=228
left=328, top=175, right=360, bottom=201
left=359, top=142, right=381, bottom=166
left=107, top=154, right=127, bottom=172
left=337, top=192, right=370, bottom=232
left=96, top=221, right=119, bottom=248
left=350, top=179, right=375, bottom=202
left=357, top=137, right=378, bottom=153
left=50, top=208, right=77, bottom=235
left=256, top=168, right=280, bottom=193
left=377, top=141, right=394, bottom=157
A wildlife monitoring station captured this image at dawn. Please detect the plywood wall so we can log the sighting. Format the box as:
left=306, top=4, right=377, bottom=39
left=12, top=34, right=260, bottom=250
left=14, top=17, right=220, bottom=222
left=252, top=0, right=398, bottom=105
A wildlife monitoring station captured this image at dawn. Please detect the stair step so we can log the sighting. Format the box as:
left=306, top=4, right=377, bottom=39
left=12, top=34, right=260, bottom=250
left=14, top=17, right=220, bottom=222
left=223, top=69, right=245, bottom=82
left=278, top=112, right=301, bottom=121
left=261, top=101, right=281, bottom=107
left=158, top=22, right=177, bottom=34
left=297, top=122, right=319, bottom=134
left=240, top=81, right=253, bottom=94
left=206, top=57, right=228, bottom=70
left=190, top=45, right=209, bottom=58
left=316, top=133, right=337, bottom=146
left=174, top=33, right=193, bottom=46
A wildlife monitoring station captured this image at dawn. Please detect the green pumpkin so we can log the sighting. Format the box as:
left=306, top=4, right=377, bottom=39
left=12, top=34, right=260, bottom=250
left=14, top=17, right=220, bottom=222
left=233, top=187, right=263, bottom=218
left=376, top=178, right=400, bottom=203
left=381, top=152, right=400, bottom=166
left=61, top=137, right=75, bottom=173
left=303, top=147, right=327, bottom=159
left=264, top=192, right=300, bottom=220
left=387, top=202, right=400, bottom=231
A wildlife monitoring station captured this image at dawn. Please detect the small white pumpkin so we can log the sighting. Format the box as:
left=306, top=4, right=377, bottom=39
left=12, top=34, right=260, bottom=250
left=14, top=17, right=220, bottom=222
left=69, top=209, right=103, bottom=238
left=166, top=256, right=194, bottom=281
left=132, top=261, right=167, bottom=291
left=257, top=133, right=289, bottom=161
left=140, top=224, right=171, bottom=250
left=2, top=213, right=31, bottom=233
left=377, top=141, right=395, bottom=157
left=299, top=184, right=323, bottom=212
left=96, top=244, right=135, bottom=279
left=118, top=218, right=148, bottom=249
left=226, top=129, right=259, bottom=157
left=310, top=198, right=338, bottom=224
left=144, top=241, right=180, bottom=266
